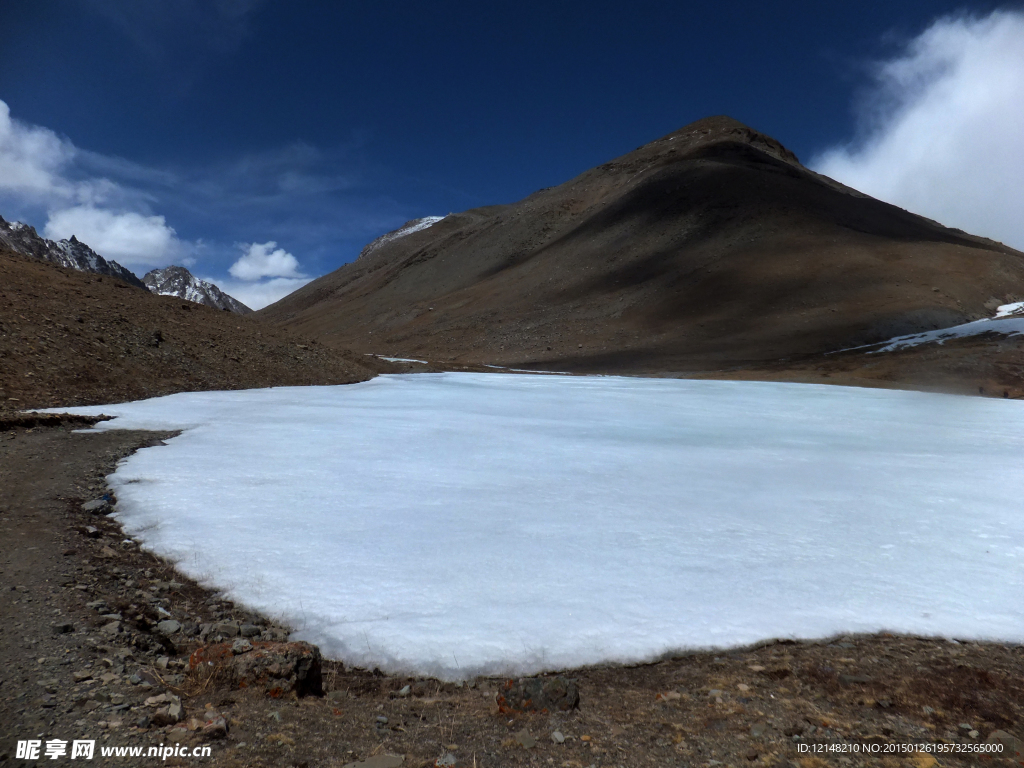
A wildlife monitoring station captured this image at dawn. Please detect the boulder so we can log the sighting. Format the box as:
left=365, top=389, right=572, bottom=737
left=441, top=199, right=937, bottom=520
left=494, top=676, right=579, bottom=714
left=986, top=730, right=1024, bottom=762
left=189, top=641, right=323, bottom=698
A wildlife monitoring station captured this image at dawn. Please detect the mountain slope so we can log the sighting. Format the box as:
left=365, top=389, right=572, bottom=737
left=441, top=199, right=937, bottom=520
left=0, top=247, right=373, bottom=410
left=259, top=116, right=1024, bottom=377
left=0, top=215, right=147, bottom=289
left=143, top=265, right=252, bottom=314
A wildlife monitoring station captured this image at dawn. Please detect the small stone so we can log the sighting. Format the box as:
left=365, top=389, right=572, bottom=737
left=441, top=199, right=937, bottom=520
left=969, top=730, right=980, bottom=739
left=167, top=696, right=183, bottom=720
left=745, top=748, right=759, bottom=761
left=100, top=621, right=121, bottom=635
left=514, top=729, right=537, bottom=749
left=395, top=685, right=411, bottom=697
left=212, top=621, right=240, bottom=637
left=240, top=623, right=261, bottom=637
left=155, top=656, right=169, bottom=670
left=434, top=755, right=456, bottom=768
left=156, top=619, right=181, bottom=635
left=201, top=710, right=228, bottom=739
left=341, top=755, right=405, bottom=768
left=82, top=499, right=111, bottom=514
left=737, top=683, right=750, bottom=692
left=551, top=730, right=565, bottom=744
left=231, top=638, right=253, bottom=655
left=136, top=716, right=151, bottom=729
left=839, top=674, right=871, bottom=686
left=986, top=730, right=1024, bottom=761
left=72, top=670, right=93, bottom=682
left=52, top=621, right=75, bottom=634
left=151, top=707, right=178, bottom=727
left=376, top=715, right=389, bottom=725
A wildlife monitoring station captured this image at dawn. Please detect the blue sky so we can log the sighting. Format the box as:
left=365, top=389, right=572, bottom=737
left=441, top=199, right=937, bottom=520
left=1, top=1, right=1022, bottom=308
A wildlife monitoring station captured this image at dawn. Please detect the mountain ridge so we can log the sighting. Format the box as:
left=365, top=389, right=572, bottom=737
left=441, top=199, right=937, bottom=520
left=259, top=115, right=1024, bottom=381
left=0, top=215, right=147, bottom=289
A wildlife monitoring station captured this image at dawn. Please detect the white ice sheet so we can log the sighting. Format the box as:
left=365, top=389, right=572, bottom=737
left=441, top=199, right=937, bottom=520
left=55, top=374, right=1024, bottom=678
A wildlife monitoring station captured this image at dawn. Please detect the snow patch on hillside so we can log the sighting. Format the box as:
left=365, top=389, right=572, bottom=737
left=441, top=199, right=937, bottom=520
left=359, top=216, right=446, bottom=258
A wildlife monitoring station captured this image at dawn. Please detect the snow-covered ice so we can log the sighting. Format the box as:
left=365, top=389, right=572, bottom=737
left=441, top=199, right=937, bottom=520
left=378, top=356, right=429, bottom=364
left=56, top=374, right=1024, bottom=678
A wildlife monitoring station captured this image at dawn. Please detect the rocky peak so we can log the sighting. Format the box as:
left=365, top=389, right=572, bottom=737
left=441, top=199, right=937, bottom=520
left=143, top=265, right=252, bottom=315
left=0, top=215, right=147, bottom=289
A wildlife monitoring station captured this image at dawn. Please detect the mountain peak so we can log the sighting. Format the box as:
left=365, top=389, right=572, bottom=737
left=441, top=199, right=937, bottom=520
left=143, top=265, right=252, bottom=314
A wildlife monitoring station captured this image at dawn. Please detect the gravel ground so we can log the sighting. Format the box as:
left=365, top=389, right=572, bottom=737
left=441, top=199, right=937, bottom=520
left=1, top=420, right=1022, bottom=768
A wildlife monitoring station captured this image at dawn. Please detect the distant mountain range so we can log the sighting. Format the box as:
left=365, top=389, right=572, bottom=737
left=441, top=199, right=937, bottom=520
left=0, top=215, right=249, bottom=314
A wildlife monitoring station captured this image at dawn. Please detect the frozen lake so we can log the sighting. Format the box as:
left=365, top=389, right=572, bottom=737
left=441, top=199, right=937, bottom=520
left=59, top=373, right=1024, bottom=678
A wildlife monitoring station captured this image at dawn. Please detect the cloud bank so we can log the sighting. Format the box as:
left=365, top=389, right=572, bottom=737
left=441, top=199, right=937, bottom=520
left=0, top=98, right=185, bottom=267
left=0, top=99, right=319, bottom=303
left=812, top=11, right=1024, bottom=250
left=44, top=206, right=181, bottom=267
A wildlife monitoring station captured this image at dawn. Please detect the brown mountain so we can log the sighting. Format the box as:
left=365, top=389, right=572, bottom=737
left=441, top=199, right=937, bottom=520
left=0, top=247, right=374, bottom=411
left=259, top=116, right=1024, bottom=387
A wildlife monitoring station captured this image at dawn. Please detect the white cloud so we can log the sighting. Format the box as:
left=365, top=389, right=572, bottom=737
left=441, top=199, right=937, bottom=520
left=44, top=206, right=181, bottom=267
left=0, top=97, right=189, bottom=266
left=812, top=11, right=1024, bottom=250
left=229, top=241, right=305, bottom=280
left=209, top=276, right=312, bottom=310
left=0, top=99, right=76, bottom=202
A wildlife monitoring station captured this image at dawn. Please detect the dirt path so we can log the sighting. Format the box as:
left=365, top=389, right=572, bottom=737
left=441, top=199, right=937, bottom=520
left=2, top=422, right=1022, bottom=767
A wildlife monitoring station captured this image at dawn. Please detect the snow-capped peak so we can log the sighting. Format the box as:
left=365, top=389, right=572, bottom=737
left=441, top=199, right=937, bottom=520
left=143, top=265, right=252, bottom=314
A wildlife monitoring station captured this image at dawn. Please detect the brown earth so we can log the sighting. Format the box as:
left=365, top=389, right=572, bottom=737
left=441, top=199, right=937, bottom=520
left=258, top=116, right=1024, bottom=396
left=0, top=246, right=375, bottom=412
left=2, top=421, right=1022, bottom=767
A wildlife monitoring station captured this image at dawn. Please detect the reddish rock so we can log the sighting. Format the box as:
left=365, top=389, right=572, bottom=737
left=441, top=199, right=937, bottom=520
left=189, top=640, right=323, bottom=697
